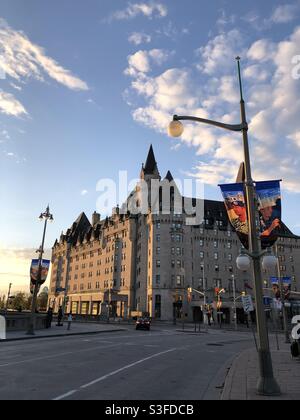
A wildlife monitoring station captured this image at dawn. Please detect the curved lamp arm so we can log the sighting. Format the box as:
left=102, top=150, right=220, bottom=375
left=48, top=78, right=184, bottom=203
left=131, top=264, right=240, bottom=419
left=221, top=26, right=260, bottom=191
left=173, top=115, right=248, bottom=133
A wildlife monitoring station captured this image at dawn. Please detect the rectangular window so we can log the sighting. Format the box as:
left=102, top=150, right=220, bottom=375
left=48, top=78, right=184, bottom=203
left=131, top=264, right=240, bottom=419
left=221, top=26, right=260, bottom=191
left=155, top=295, right=161, bottom=319
left=176, top=275, right=182, bottom=286
left=156, top=275, right=161, bottom=285
left=156, top=260, right=161, bottom=268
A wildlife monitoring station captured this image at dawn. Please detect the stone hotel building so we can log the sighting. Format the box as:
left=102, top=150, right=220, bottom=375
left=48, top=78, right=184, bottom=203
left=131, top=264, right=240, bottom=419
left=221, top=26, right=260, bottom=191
left=48, top=147, right=300, bottom=322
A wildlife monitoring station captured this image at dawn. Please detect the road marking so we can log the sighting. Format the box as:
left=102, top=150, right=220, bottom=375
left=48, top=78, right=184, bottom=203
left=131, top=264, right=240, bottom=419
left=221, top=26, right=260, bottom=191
left=53, top=348, right=177, bottom=400
left=0, top=343, right=124, bottom=368
left=53, top=390, right=77, bottom=401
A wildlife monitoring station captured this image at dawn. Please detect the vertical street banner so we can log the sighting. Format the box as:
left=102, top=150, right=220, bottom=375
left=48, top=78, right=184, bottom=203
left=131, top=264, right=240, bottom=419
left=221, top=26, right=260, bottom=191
left=256, top=181, right=282, bottom=249
left=30, top=259, right=51, bottom=293
left=219, top=183, right=249, bottom=248
left=219, top=180, right=283, bottom=249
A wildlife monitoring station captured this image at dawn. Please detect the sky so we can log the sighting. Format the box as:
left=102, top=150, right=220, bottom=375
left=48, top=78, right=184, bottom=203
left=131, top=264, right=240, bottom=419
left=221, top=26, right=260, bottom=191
left=0, top=0, right=300, bottom=294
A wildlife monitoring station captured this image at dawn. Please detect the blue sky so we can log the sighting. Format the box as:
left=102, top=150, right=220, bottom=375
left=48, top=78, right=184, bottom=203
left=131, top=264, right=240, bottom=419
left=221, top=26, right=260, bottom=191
left=0, top=0, right=300, bottom=292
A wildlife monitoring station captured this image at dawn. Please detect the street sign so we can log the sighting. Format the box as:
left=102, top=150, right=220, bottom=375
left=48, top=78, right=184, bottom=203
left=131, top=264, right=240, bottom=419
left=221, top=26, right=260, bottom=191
left=242, top=295, right=254, bottom=313
left=56, top=287, right=66, bottom=293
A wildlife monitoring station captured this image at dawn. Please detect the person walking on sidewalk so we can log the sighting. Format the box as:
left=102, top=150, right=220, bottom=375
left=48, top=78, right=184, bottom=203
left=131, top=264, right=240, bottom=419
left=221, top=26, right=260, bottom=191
left=46, top=307, right=53, bottom=329
left=57, top=306, right=63, bottom=327
left=67, top=313, right=73, bottom=331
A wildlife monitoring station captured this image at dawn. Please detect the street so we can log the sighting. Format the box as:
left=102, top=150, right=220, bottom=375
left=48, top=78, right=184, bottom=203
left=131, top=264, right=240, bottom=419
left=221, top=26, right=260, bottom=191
left=0, top=326, right=253, bottom=400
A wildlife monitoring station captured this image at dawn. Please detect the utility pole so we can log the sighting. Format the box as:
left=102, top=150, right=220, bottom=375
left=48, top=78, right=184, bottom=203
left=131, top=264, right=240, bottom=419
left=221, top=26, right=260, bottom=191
left=4, top=283, right=12, bottom=316
left=232, top=275, right=238, bottom=331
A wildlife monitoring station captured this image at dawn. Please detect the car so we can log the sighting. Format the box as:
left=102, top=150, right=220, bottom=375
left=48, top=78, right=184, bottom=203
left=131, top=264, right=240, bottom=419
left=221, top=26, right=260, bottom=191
left=136, top=318, right=151, bottom=331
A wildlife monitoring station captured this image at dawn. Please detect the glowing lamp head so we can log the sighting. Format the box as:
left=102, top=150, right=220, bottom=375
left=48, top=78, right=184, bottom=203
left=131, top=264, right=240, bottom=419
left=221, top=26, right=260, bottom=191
left=262, top=255, right=278, bottom=271
left=236, top=254, right=251, bottom=272
left=168, top=119, right=184, bottom=138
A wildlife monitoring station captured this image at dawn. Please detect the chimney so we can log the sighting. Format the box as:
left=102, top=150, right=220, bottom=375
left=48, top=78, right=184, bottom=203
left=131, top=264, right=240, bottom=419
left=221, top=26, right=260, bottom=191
left=92, top=211, right=100, bottom=226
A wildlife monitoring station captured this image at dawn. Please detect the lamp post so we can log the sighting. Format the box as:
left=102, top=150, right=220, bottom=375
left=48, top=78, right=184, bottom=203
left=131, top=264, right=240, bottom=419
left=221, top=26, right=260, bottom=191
left=168, top=58, right=281, bottom=396
left=27, top=206, right=53, bottom=335
left=232, top=274, right=238, bottom=331
left=4, top=283, right=12, bottom=317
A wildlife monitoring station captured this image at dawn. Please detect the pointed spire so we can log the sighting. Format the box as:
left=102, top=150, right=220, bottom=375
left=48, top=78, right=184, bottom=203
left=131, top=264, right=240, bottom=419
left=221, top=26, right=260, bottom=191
left=144, top=145, right=157, bottom=174
left=165, top=170, right=174, bottom=182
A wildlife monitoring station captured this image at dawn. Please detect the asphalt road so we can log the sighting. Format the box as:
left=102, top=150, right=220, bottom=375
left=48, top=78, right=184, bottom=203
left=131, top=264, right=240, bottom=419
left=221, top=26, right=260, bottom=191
left=0, top=326, right=254, bottom=400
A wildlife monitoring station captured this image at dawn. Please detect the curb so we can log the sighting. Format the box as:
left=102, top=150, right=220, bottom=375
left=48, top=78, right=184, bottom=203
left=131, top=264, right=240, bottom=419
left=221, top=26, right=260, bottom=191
left=1, top=328, right=127, bottom=343
left=221, top=348, right=252, bottom=400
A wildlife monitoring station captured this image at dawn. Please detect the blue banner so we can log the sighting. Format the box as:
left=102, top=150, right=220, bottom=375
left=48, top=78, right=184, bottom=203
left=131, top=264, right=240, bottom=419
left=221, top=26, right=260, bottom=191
left=30, top=259, right=51, bottom=286
left=220, top=180, right=283, bottom=249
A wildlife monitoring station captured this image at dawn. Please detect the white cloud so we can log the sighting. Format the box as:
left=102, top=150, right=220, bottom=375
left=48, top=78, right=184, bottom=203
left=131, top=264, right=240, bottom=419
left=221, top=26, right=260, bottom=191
left=196, top=29, right=244, bottom=75
left=243, top=64, right=269, bottom=81
left=217, top=10, right=236, bottom=27
left=0, top=18, right=88, bottom=91
left=128, top=32, right=152, bottom=45
left=0, top=90, right=28, bottom=116
left=10, top=82, right=22, bottom=91
left=81, top=190, right=88, bottom=196
left=270, top=3, right=299, bottom=24
left=247, top=39, right=276, bottom=62
left=107, top=2, right=167, bottom=22
left=125, top=49, right=171, bottom=77
left=125, top=26, right=300, bottom=193
left=288, top=132, right=300, bottom=148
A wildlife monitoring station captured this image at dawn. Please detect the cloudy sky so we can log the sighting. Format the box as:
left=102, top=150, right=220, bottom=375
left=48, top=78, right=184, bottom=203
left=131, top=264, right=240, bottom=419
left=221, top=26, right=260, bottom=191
left=0, top=0, right=300, bottom=294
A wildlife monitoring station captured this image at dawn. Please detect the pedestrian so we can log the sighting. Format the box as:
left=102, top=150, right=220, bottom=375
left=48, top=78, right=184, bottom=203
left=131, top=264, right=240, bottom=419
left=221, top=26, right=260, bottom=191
left=46, top=307, right=53, bottom=329
left=57, top=306, right=63, bottom=327
left=67, top=313, right=73, bottom=331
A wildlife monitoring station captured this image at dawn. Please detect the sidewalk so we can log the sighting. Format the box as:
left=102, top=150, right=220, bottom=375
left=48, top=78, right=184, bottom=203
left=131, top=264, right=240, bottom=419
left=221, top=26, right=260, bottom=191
left=2, top=322, right=127, bottom=342
left=222, top=339, right=300, bottom=400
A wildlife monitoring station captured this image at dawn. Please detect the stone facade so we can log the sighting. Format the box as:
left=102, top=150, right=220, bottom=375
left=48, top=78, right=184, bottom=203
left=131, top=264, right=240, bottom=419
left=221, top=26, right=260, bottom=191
left=48, top=147, right=300, bottom=322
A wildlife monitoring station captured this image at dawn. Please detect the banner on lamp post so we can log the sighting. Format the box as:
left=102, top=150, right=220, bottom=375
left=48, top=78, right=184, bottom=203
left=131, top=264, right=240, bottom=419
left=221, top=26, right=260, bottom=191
left=219, top=180, right=284, bottom=249
left=30, top=259, right=50, bottom=293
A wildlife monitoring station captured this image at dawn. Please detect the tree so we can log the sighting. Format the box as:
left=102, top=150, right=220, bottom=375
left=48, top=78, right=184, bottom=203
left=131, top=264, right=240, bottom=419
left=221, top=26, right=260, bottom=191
left=10, top=293, right=29, bottom=311
left=0, top=295, right=5, bottom=310
left=38, top=289, right=49, bottom=312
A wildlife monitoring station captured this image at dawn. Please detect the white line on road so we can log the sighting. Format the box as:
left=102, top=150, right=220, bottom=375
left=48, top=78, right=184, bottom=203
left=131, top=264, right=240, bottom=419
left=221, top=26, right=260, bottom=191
left=0, top=343, right=124, bottom=368
left=53, top=348, right=177, bottom=401
left=53, top=390, right=77, bottom=401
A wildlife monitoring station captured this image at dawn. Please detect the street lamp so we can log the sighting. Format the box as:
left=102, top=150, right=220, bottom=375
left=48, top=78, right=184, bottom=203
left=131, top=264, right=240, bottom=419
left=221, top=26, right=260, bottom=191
left=236, top=254, right=251, bottom=272
left=27, top=205, right=53, bottom=335
left=168, top=57, right=281, bottom=396
left=262, top=253, right=278, bottom=272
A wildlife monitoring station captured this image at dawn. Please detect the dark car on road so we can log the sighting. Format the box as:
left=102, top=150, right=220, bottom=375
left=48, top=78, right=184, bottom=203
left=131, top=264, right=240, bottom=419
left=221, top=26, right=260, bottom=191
left=136, top=318, right=151, bottom=331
